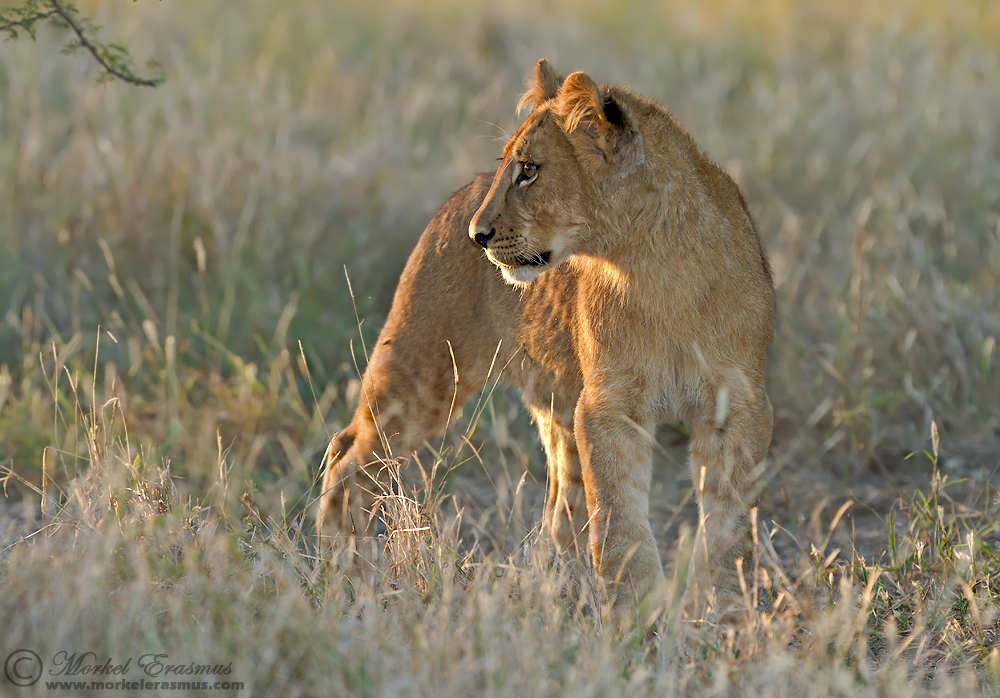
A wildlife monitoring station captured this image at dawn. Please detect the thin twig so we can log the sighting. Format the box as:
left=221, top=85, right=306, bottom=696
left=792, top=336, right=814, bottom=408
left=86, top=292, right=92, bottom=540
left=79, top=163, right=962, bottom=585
left=48, top=0, right=160, bottom=87
left=0, top=9, right=60, bottom=37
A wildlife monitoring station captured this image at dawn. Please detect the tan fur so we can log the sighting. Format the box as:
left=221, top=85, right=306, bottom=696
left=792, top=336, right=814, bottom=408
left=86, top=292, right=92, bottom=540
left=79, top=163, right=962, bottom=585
left=319, top=59, right=775, bottom=620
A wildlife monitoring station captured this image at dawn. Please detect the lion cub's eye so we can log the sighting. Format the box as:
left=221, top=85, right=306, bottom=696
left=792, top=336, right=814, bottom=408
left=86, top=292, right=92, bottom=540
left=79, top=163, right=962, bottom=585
left=519, top=162, right=538, bottom=182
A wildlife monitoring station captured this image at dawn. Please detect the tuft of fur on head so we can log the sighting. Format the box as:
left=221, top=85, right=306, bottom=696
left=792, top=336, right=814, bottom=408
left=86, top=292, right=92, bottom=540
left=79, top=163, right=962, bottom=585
left=517, top=58, right=564, bottom=115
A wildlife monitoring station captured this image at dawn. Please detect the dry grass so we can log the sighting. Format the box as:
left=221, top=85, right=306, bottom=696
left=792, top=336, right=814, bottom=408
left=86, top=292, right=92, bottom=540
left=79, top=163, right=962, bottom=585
left=1, top=0, right=999, bottom=695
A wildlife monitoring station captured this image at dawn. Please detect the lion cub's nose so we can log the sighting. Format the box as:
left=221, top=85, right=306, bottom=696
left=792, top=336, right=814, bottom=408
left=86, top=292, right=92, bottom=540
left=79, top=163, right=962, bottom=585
left=471, top=226, right=495, bottom=249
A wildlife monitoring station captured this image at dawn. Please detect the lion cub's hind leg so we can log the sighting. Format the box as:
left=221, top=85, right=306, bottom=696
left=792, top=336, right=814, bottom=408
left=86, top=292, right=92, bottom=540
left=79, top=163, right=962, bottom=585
left=531, top=405, right=588, bottom=555
left=688, top=382, right=773, bottom=614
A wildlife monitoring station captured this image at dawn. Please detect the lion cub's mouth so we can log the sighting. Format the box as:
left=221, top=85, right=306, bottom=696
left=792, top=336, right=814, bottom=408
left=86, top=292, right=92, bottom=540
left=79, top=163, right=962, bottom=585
left=514, top=251, right=552, bottom=267
left=487, top=249, right=554, bottom=286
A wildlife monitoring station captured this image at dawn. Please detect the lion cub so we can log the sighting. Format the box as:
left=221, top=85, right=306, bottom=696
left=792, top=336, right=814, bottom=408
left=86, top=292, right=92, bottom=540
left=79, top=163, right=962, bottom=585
left=319, top=59, right=774, bottom=619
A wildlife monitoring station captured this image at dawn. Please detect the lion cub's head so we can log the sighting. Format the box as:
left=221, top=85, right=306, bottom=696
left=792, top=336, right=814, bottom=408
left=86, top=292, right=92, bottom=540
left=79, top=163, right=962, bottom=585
left=470, top=59, right=645, bottom=286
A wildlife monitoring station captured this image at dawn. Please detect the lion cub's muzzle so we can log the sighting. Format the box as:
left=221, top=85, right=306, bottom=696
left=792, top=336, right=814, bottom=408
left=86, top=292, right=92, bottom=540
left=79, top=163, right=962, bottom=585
left=470, top=221, right=551, bottom=267
left=470, top=206, right=555, bottom=286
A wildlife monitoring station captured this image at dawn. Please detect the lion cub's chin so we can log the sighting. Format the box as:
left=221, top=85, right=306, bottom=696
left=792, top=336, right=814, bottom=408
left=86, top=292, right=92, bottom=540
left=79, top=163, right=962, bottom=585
left=490, top=244, right=565, bottom=287
left=496, top=260, right=548, bottom=286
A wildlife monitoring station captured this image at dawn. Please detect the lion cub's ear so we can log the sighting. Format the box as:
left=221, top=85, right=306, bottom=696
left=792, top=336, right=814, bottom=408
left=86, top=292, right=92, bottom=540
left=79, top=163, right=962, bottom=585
left=517, top=58, right=564, bottom=114
left=557, top=71, right=645, bottom=177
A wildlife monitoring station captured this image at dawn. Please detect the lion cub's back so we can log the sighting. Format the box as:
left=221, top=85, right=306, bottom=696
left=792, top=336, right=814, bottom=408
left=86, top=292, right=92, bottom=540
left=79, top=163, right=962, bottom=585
left=373, top=176, right=528, bottom=395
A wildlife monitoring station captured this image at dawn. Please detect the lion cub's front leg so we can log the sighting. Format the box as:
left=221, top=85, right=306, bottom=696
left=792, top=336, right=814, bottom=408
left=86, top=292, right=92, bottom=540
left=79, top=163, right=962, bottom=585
left=531, top=405, right=588, bottom=554
left=573, top=390, right=665, bottom=616
left=318, top=407, right=388, bottom=540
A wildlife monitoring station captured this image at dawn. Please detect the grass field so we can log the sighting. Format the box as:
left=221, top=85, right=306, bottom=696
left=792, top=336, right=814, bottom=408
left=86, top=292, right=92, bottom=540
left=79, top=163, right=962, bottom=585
left=1, top=0, right=1000, bottom=694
